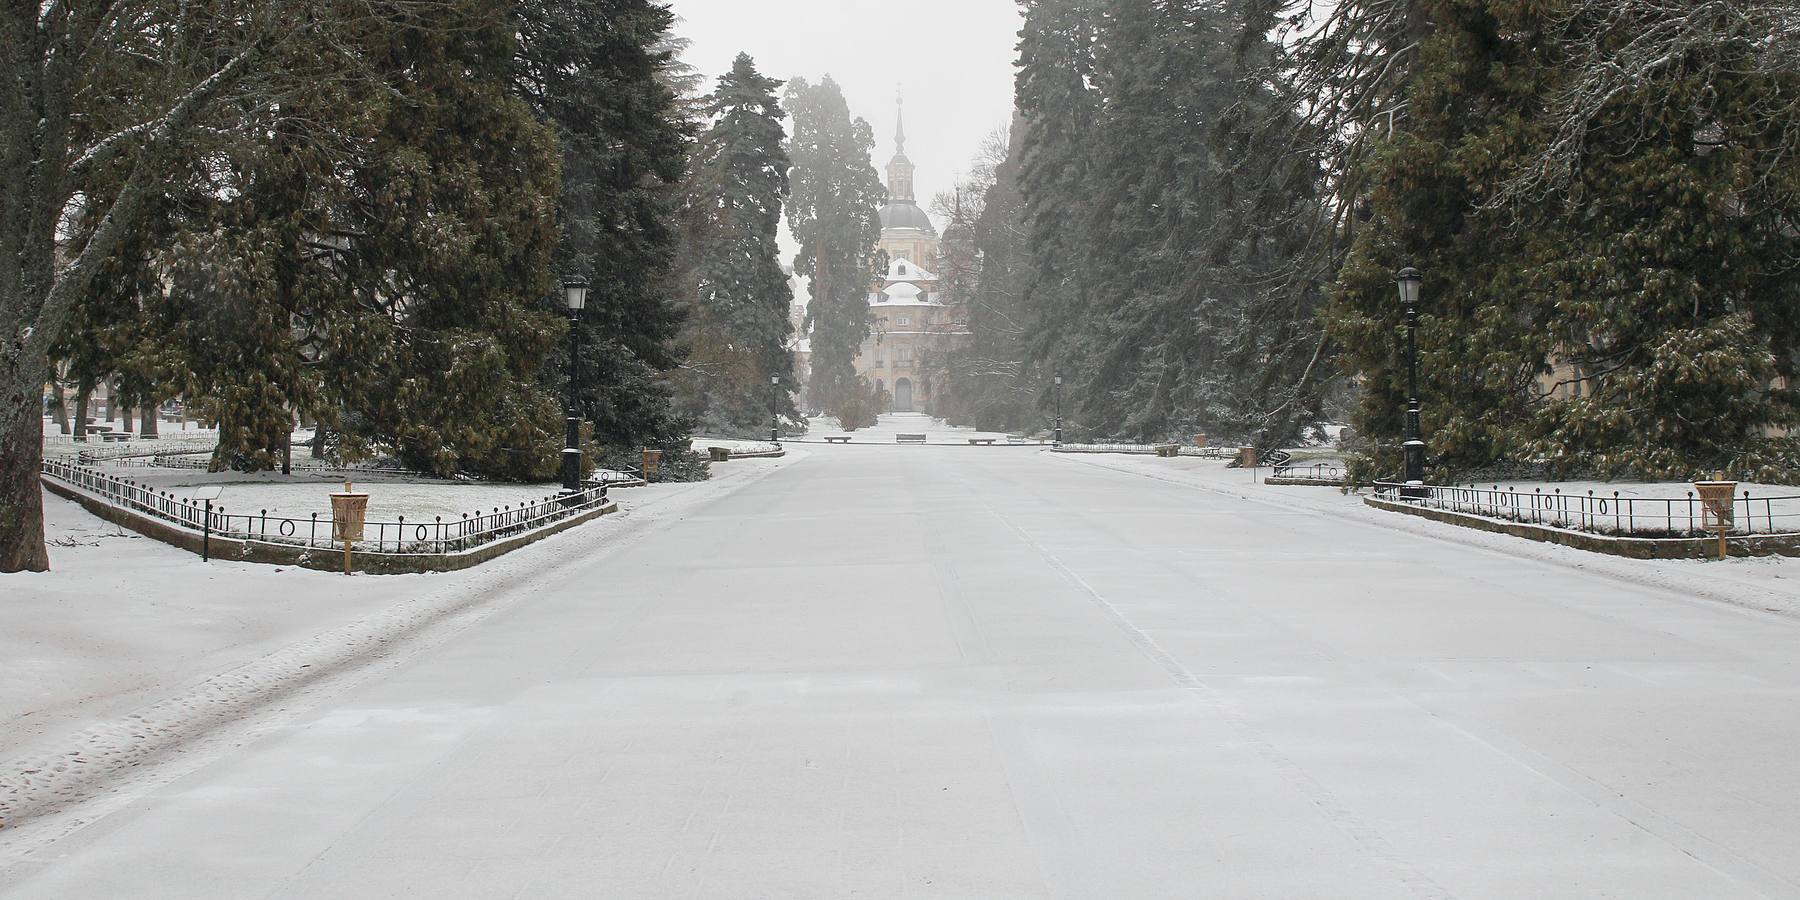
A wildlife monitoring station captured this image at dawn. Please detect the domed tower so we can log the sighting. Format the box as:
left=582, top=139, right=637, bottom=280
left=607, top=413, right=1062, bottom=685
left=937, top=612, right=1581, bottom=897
left=876, top=96, right=938, bottom=267
left=850, top=94, right=966, bottom=416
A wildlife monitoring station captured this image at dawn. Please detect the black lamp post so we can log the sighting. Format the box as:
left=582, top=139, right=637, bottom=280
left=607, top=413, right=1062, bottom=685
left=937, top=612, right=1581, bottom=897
left=1053, top=372, right=1064, bottom=445
left=1396, top=266, right=1427, bottom=498
left=769, top=374, right=782, bottom=443
left=561, top=275, right=589, bottom=494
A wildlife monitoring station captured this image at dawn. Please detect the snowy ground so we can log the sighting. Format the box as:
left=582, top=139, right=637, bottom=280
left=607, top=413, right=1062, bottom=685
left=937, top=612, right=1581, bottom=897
left=800, top=411, right=1020, bottom=443
left=5, top=442, right=1800, bottom=897
left=1059, top=452, right=1797, bottom=613
left=0, top=454, right=790, bottom=771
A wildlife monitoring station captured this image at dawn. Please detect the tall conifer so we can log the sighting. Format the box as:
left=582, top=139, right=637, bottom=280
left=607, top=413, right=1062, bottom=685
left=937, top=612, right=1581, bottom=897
left=514, top=0, right=696, bottom=466
left=675, top=54, right=796, bottom=436
left=783, top=76, right=885, bottom=413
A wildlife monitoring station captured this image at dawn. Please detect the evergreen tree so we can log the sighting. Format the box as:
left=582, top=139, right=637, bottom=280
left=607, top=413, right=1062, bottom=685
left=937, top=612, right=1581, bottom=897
left=514, top=0, right=697, bottom=469
left=674, top=54, right=797, bottom=436
left=322, top=0, right=565, bottom=479
left=1326, top=0, right=1800, bottom=480
left=1517, top=0, right=1800, bottom=478
left=1014, top=0, right=1101, bottom=400
left=1010, top=0, right=1329, bottom=446
left=936, top=125, right=1040, bottom=433
left=56, top=1, right=566, bottom=479
left=783, top=76, right=885, bottom=413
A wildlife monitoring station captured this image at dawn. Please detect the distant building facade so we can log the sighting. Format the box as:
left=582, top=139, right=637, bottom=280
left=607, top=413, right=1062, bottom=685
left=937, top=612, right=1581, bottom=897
left=851, top=99, right=967, bottom=414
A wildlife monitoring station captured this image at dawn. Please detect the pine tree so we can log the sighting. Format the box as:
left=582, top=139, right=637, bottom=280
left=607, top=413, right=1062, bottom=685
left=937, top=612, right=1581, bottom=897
left=514, top=0, right=696, bottom=469
left=783, top=76, right=886, bottom=414
left=674, top=54, right=797, bottom=436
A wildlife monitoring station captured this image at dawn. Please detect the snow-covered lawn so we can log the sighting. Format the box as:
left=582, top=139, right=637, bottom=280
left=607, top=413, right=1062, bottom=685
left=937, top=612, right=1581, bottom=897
left=689, top=437, right=781, bottom=454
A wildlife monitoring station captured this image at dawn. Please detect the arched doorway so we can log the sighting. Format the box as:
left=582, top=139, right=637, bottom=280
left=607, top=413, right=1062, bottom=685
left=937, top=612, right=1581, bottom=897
left=893, top=378, right=913, bottom=412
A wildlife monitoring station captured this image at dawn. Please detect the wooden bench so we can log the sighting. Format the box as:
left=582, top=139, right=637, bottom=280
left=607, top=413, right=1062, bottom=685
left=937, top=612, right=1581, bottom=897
left=896, top=433, right=927, bottom=444
left=823, top=436, right=852, bottom=444
left=102, top=432, right=133, bottom=442
left=967, top=438, right=997, bottom=445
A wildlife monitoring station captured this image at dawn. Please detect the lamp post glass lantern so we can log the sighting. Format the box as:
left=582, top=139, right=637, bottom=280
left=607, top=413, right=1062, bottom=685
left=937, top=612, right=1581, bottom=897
left=770, top=374, right=782, bottom=443
left=1395, top=267, right=1426, bottom=498
left=1053, top=373, right=1064, bottom=445
left=561, top=275, right=590, bottom=494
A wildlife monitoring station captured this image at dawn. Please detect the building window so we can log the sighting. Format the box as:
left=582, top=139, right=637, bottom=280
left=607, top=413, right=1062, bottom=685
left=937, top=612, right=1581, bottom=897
left=898, top=263, right=908, bottom=275
left=896, top=346, right=913, bottom=365
left=897, top=315, right=910, bottom=326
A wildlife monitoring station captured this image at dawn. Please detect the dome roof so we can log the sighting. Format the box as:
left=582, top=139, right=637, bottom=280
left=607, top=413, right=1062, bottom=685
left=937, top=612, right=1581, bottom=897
left=878, top=201, right=935, bottom=233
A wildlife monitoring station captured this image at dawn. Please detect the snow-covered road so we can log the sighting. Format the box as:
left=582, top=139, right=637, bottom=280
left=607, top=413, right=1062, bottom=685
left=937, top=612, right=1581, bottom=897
left=5, top=444, right=1799, bottom=898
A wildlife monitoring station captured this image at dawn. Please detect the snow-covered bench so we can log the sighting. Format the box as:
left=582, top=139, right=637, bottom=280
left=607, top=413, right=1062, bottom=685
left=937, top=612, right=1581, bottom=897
left=823, top=436, right=851, bottom=444
left=896, top=433, right=927, bottom=444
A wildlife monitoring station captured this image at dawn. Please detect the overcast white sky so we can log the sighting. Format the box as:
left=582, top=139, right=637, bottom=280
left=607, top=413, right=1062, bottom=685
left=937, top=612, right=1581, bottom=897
left=668, top=0, right=1024, bottom=230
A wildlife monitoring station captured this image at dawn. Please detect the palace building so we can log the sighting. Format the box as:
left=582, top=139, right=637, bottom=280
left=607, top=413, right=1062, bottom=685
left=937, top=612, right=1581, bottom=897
left=851, top=99, right=967, bottom=414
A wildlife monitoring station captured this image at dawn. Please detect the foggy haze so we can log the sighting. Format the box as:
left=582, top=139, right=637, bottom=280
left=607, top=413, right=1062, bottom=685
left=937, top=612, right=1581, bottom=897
left=669, top=0, right=1024, bottom=233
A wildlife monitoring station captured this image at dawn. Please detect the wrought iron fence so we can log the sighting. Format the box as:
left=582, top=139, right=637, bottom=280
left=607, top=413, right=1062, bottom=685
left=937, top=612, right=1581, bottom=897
left=41, top=458, right=611, bottom=555
left=1371, top=481, right=1800, bottom=537
left=1271, top=461, right=1345, bottom=481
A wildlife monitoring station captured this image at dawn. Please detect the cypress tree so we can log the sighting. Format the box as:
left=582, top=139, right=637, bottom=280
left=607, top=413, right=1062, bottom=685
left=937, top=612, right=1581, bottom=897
left=783, top=76, right=885, bottom=414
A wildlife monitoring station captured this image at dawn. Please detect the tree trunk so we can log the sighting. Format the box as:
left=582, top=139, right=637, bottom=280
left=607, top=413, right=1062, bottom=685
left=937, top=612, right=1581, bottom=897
left=74, top=390, right=89, bottom=442
left=312, top=426, right=326, bottom=459
left=52, top=381, right=69, bottom=434
left=141, top=403, right=159, bottom=438
left=0, top=403, right=50, bottom=572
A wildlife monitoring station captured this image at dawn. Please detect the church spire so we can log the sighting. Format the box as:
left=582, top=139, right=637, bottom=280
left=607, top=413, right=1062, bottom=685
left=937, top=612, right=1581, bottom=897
left=895, top=94, right=907, bottom=158
left=887, top=91, right=915, bottom=203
